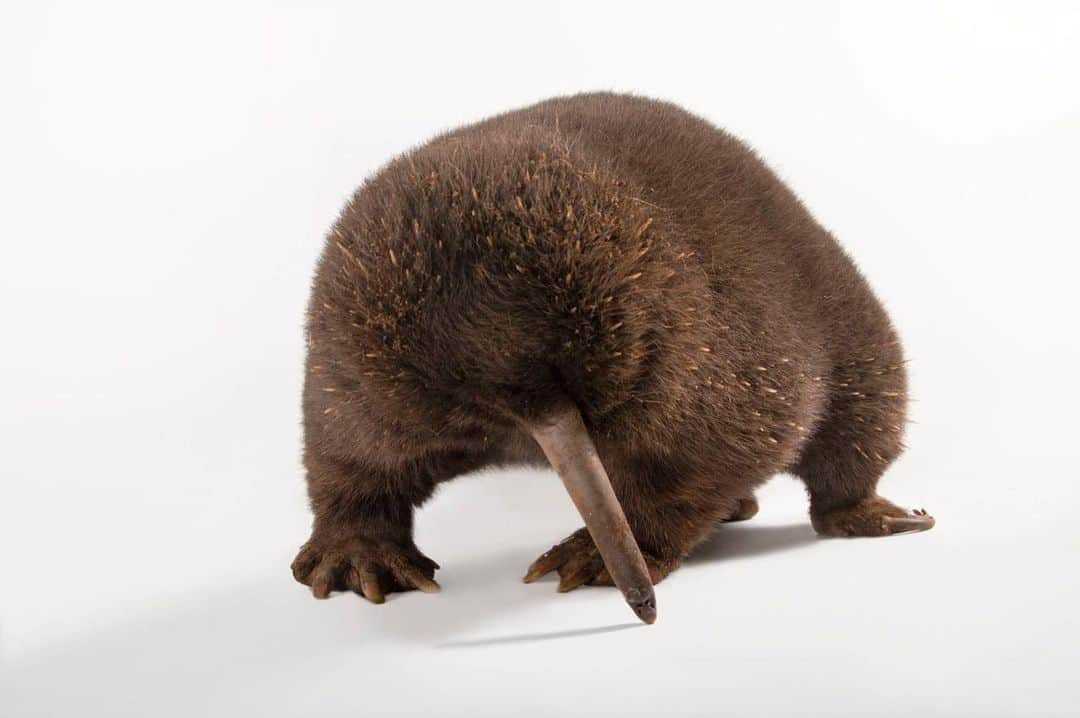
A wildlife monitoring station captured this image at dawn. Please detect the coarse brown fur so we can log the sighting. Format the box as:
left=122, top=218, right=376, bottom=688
left=291, top=92, right=933, bottom=602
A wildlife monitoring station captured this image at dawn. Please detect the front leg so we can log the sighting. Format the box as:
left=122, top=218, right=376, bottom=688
left=291, top=454, right=440, bottom=603
left=525, top=455, right=752, bottom=591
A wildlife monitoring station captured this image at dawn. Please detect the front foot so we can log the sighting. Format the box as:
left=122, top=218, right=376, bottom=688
left=523, top=528, right=677, bottom=592
left=291, top=533, right=440, bottom=603
left=811, top=495, right=935, bottom=538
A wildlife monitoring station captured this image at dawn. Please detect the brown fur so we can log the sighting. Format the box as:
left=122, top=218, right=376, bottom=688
left=291, top=92, right=932, bottom=602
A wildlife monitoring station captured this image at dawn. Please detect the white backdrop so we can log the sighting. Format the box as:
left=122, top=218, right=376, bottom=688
left=2, top=1, right=1078, bottom=716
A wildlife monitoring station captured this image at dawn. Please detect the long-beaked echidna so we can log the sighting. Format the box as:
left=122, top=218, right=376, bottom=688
left=292, top=93, right=934, bottom=624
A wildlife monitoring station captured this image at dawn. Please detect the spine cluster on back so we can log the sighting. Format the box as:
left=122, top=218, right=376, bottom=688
left=309, top=137, right=706, bottom=426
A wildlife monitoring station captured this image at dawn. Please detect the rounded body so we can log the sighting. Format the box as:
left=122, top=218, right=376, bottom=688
left=292, top=94, right=923, bottom=604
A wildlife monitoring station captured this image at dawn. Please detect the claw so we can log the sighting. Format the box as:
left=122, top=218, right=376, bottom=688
left=557, top=549, right=604, bottom=592
left=291, top=553, right=317, bottom=583
left=386, top=556, right=440, bottom=593
left=882, top=513, right=936, bottom=534
left=311, top=566, right=335, bottom=599
left=361, top=578, right=385, bottom=604
left=347, top=564, right=385, bottom=604
left=523, top=547, right=564, bottom=583
left=557, top=573, right=590, bottom=593
left=557, top=560, right=598, bottom=592
left=410, top=574, right=442, bottom=593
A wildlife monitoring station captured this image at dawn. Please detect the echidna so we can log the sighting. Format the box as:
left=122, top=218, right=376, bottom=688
left=291, top=93, right=934, bottom=624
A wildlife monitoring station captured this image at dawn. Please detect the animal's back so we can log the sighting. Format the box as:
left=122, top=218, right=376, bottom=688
left=432, top=92, right=898, bottom=381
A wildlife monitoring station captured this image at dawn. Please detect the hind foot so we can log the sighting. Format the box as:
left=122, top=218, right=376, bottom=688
left=523, top=528, right=677, bottom=592
left=811, top=495, right=935, bottom=537
left=723, top=495, right=759, bottom=522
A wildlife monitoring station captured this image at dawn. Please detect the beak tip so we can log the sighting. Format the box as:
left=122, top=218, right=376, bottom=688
left=629, top=592, right=657, bottom=624
left=634, top=604, right=657, bottom=624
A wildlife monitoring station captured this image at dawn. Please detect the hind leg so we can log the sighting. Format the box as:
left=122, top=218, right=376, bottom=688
left=793, top=358, right=934, bottom=537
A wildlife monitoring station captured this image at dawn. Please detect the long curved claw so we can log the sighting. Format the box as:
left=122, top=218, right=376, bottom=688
left=523, top=544, right=569, bottom=583
left=882, top=510, right=936, bottom=535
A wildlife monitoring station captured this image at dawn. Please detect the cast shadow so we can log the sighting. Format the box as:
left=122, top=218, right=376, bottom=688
left=438, top=621, right=641, bottom=648
left=0, top=546, right=558, bottom=716
left=0, top=522, right=821, bottom=716
left=687, top=521, right=818, bottom=565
